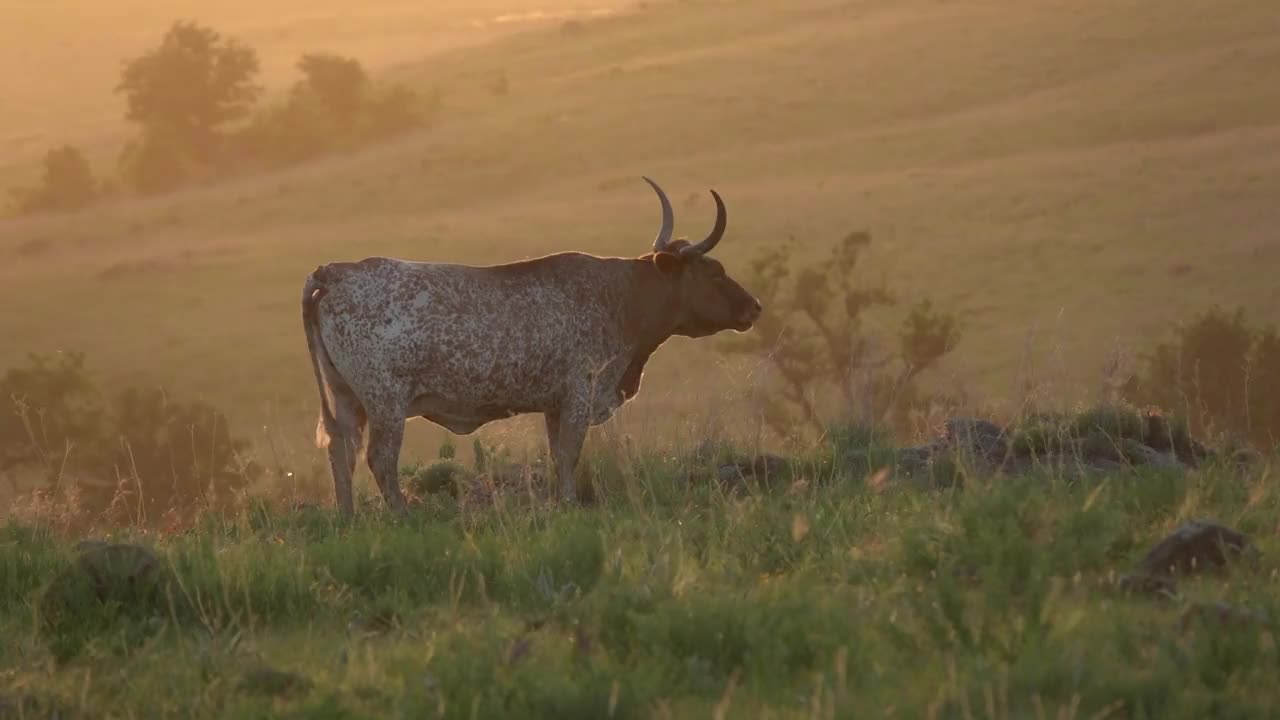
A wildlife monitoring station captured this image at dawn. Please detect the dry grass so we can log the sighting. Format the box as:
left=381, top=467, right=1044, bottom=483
left=3, top=0, right=1280, bottom=463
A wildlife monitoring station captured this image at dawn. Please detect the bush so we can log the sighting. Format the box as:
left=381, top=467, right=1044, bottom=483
left=8, top=146, right=99, bottom=216
left=98, top=386, right=256, bottom=525
left=1122, top=305, right=1280, bottom=448
left=118, top=128, right=191, bottom=195
left=719, top=231, right=962, bottom=442
left=297, top=53, right=369, bottom=130
left=232, top=55, right=434, bottom=171
left=1, top=353, right=257, bottom=527
left=0, top=351, right=104, bottom=480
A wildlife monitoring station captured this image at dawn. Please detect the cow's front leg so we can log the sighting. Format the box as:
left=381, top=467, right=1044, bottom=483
left=366, top=416, right=410, bottom=515
left=545, top=404, right=588, bottom=504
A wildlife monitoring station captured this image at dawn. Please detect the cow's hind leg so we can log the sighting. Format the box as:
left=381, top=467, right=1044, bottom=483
left=366, top=415, right=410, bottom=515
left=325, top=390, right=366, bottom=518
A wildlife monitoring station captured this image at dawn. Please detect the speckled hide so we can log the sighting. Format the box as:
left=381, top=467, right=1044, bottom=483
left=301, top=178, right=762, bottom=515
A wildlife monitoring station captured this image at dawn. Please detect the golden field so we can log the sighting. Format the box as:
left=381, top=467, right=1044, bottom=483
left=3, top=0, right=1279, bottom=460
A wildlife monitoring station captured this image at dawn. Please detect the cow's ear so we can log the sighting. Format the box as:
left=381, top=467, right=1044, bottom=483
left=652, top=251, right=682, bottom=274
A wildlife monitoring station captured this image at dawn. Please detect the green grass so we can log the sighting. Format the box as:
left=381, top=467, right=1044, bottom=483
left=5, top=0, right=1280, bottom=448
left=4, top=434, right=1279, bottom=719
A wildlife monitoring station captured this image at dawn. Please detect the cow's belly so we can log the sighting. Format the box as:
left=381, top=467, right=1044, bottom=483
left=406, top=389, right=545, bottom=435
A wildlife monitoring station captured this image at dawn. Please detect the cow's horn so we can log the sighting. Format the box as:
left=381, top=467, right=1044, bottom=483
left=682, top=189, right=726, bottom=257
left=642, top=176, right=674, bottom=252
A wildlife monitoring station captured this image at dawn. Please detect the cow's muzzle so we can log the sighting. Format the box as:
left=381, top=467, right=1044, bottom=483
left=735, top=298, right=763, bottom=331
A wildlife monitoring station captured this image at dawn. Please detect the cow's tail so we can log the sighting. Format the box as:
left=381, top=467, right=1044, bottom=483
left=302, top=267, right=338, bottom=449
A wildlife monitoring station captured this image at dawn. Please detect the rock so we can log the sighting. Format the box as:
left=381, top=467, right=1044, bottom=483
left=40, top=541, right=182, bottom=634
left=1117, top=572, right=1179, bottom=600
left=1118, top=440, right=1185, bottom=470
left=1131, top=520, right=1256, bottom=578
left=894, top=445, right=935, bottom=477
left=1180, top=601, right=1272, bottom=632
left=942, top=417, right=1007, bottom=460
left=238, top=666, right=311, bottom=698
left=716, top=454, right=789, bottom=489
left=1141, top=413, right=1212, bottom=466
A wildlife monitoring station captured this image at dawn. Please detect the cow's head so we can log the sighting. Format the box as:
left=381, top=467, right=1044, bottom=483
left=642, top=177, right=762, bottom=338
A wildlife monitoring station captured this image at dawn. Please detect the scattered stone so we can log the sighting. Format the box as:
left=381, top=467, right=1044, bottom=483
left=894, top=445, right=934, bottom=477
left=1117, top=572, right=1180, bottom=600
left=716, top=453, right=789, bottom=489
left=1131, top=520, right=1256, bottom=578
left=1180, top=601, right=1272, bottom=632
left=238, top=665, right=312, bottom=698
left=1117, top=440, right=1185, bottom=471
left=40, top=541, right=182, bottom=631
left=942, top=417, right=1008, bottom=460
left=1141, top=412, right=1212, bottom=466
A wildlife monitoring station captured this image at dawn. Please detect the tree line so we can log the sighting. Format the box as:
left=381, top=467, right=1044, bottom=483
left=9, top=21, right=437, bottom=216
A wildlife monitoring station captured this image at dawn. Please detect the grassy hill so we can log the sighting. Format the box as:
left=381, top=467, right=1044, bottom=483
left=3, top=0, right=1280, bottom=461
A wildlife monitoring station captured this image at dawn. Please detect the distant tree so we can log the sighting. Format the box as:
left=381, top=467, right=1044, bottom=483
left=1122, top=305, right=1280, bottom=448
left=0, top=352, right=257, bottom=527
left=719, top=231, right=962, bottom=441
left=116, top=20, right=262, bottom=167
left=297, top=53, right=369, bottom=131
left=118, top=128, right=190, bottom=194
left=361, top=83, right=432, bottom=141
left=0, top=351, right=105, bottom=482
left=9, top=146, right=98, bottom=215
left=99, top=386, right=256, bottom=526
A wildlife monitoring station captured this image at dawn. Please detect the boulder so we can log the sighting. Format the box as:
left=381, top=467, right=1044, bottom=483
left=716, top=453, right=789, bottom=489
left=1131, top=520, right=1256, bottom=578
left=942, top=417, right=1008, bottom=460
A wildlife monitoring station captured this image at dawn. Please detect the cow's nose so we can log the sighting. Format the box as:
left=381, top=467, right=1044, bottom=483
left=748, top=299, right=763, bottom=319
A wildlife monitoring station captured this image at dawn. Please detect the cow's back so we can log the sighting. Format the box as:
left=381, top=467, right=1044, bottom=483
left=315, top=254, right=628, bottom=412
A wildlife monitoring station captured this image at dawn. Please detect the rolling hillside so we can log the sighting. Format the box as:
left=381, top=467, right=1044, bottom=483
left=3, top=0, right=1279, bottom=459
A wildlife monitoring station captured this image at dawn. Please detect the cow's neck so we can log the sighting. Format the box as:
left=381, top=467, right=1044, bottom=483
left=616, top=259, right=685, bottom=400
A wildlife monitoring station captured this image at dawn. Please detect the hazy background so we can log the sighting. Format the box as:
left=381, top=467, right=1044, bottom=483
left=3, top=0, right=1279, bottom=466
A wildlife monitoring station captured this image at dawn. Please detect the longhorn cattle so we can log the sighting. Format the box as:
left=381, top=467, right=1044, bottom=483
left=301, top=177, right=762, bottom=515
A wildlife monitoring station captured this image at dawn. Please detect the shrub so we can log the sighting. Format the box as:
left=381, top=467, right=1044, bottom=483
left=118, top=128, right=191, bottom=194
left=8, top=146, right=99, bottom=216
left=232, top=55, right=434, bottom=171
left=0, top=351, right=104, bottom=481
left=1122, top=305, right=1280, bottom=448
left=98, top=386, right=256, bottom=525
left=297, top=53, right=369, bottom=130
left=719, top=231, right=962, bottom=442
left=1, top=353, right=256, bottom=527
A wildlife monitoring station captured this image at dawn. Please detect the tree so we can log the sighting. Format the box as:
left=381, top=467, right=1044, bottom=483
left=116, top=21, right=261, bottom=165
left=0, top=351, right=105, bottom=482
left=118, top=128, right=190, bottom=194
left=1, top=352, right=257, bottom=527
left=1122, top=305, right=1280, bottom=448
left=9, top=146, right=98, bottom=215
left=719, top=231, right=962, bottom=441
left=297, top=53, right=369, bottom=131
